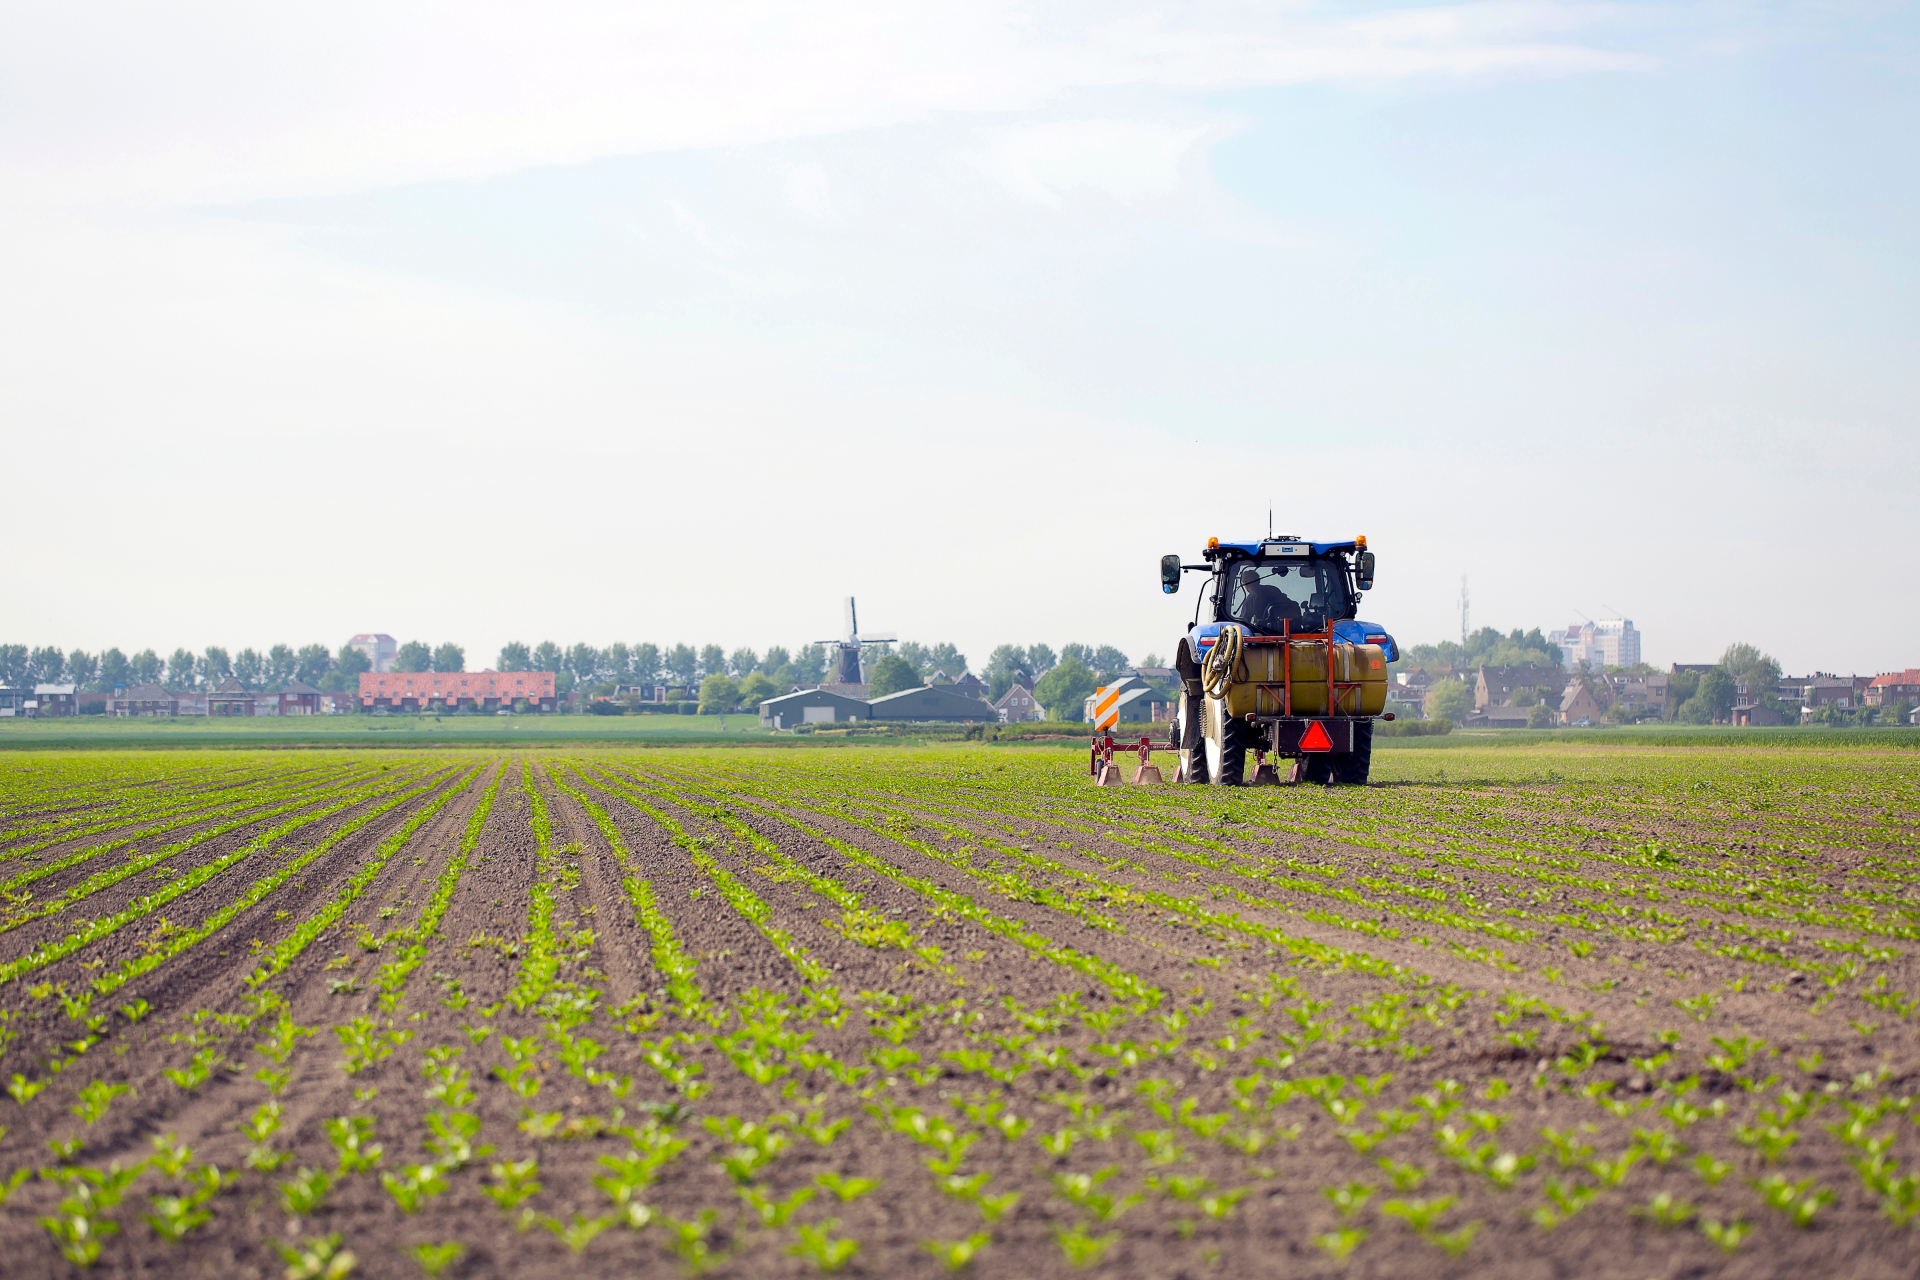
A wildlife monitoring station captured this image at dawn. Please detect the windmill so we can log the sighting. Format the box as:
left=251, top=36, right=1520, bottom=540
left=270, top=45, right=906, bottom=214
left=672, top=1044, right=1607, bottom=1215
left=818, top=597, right=896, bottom=685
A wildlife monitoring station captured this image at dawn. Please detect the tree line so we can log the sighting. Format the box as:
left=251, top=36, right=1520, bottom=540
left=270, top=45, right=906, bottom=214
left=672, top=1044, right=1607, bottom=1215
left=1, top=634, right=1151, bottom=718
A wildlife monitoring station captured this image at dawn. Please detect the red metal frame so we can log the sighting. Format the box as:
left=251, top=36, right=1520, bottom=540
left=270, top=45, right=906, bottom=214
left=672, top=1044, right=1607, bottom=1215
left=1088, top=733, right=1154, bottom=778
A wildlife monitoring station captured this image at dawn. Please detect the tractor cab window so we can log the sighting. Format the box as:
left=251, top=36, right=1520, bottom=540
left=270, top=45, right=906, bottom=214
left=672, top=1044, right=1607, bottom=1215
left=1220, top=558, right=1350, bottom=633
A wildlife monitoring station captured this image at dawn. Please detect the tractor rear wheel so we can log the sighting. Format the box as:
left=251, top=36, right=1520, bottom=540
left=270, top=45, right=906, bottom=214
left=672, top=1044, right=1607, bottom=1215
left=1207, top=707, right=1248, bottom=786
left=1328, top=721, right=1374, bottom=785
left=1297, top=754, right=1334, bottom=785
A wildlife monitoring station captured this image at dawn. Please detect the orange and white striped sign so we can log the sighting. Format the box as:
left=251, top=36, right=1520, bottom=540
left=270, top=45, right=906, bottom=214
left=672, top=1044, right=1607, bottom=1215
left=1093, top=686, right=1121, bottom=729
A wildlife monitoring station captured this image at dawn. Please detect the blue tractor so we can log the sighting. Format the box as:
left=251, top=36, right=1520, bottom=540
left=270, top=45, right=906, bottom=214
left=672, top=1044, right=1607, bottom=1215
left=1160, top=534, right=1399, bottom=786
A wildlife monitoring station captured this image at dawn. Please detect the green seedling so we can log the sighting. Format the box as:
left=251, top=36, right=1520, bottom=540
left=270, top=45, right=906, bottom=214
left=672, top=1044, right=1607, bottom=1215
left=484, top=1159, right=541, bottom=1211
left=280, top=1167, right=333, bottom=1216
left=1530, top=1178, right=1596, bottom=1229
left=1700, top=1218, right=1752, bottom=1253
left=660, top=1211, right=721, bottom=1275
left=42, top=1212, right=117, bottom=1268
left=923, top=1233, right=991, bottom=1271
left=1323, top=1181, right=1373, bottom=1218
left=325, top=1115, right=383, bottom=1174
left=143, top=1191, right=213, bottom=1243
left=541, top=1212, right=614, bottom=1254
left=384, top=1163, right=449, bottom=1213
left=9, top=1074, right=47, bottom=1105
left=1632, top=1192, right=1697, bottom=1227
left=1052, top=1166, right=1141, bottom=1222
left=405, top=1242, right=466, bottom=1277
left=1752, top=1174, right=1832, bottom=1227
left=1053, top=1222, right=1118, bottom=1269
left=72, top=1080, right=132, bottom=1124
left=1314, top=1227, right=1367, bottom=1262
left=1376, top=1158, right=1428, bottom=1191
left=1693, top=1154, right=1733, bottom=1186
left=741, top=1185, right=816, bottom=1227
left=276, top=1233, right=357, bottom=1280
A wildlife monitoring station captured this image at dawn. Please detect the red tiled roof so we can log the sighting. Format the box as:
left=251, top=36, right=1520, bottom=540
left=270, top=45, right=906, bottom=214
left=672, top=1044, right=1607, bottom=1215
left=1868, top=670, right=1920, bottom=688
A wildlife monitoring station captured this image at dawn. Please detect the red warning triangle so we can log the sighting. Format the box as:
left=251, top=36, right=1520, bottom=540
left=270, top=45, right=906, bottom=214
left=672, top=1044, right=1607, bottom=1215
left=1299, top=720, right=1333, bottom=752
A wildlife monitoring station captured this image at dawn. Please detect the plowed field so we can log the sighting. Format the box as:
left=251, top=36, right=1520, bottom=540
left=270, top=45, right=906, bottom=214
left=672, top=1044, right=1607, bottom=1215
left=1, top=746, right=1917, bottom=1279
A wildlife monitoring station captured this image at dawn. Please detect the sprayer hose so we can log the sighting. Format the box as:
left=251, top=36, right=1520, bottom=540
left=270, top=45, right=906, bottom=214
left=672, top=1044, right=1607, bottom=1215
left=1200, top=625, right=1243, bottom=699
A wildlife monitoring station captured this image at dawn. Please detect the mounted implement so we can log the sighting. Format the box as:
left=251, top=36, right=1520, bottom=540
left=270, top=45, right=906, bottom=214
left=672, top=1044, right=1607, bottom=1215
left=1156, top=534, right=1399, bottom=786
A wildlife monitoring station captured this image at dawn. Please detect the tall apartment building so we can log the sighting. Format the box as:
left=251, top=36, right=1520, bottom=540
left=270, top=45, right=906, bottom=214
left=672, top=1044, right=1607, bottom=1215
left=1550, top=619, right=1641, bottom=670
left=347, top=633, right=398, bottom=673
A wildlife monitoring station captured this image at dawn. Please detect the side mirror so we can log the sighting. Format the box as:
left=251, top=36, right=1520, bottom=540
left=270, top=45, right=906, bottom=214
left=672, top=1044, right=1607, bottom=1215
left=1160, top=554, right=1182, bottom=594
left=1356, top=551, right=1376, bottom=591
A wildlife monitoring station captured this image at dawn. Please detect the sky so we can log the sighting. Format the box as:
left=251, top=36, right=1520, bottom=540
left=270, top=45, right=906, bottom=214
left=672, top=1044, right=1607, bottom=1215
left=3, top=1, right=1916, bottom=677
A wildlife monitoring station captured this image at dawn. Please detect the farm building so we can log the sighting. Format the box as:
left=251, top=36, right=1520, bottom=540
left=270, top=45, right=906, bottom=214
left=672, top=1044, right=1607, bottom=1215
left=210, top=678, right=326, bottom=716
left=867, top=685, right=998, bottom=722
left=359, top=670, right=556, bottom=712
left=758, top=689, right=871, bottom=729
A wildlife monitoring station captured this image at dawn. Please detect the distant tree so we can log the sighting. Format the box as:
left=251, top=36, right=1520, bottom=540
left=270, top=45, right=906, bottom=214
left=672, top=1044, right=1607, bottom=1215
left=296, top=644, right=333, bottom=685
left=67, top=650, right=99, bottom=690
left=1028, top=644, right=1057, bottom=676
left=927, top=642, right=966, bottom=676
left=167, top=648, right=198, bottom=688
left=605, top=643, right=632, bottom=684
left=896, top=642, right=931, bottom=674
left=759, top=646, right=791, bottom=675
left=129, top=649, right=163, bottom=685
left=325, top=643, right=369, bottom=695
left=666, top=644, right=698, bottom=684
left=394, top=642, right=432, bottom=673
left=699, top=645, right=725, bottom=678
left=201, top=647, right=232, bottom=683
left=1882, top=698, right=1914, bottom=727
left=267, top=644, right=297, bottom=686
left=1034, top=655, right=1095, bottom=722
left=1694, top=669, right=1737, bottom=722
left=986, top=644, right=1026, bottom=675
left=737, top=672, right=778, bottom=708
left=1527, top=703, right=1555, bottom=728
left=233, top=648, right=264, bottom=689
left=866, top=654, right=922, bottom=698
left=1058, top=643, right=1093, bottom=670
left=28, top=646, right=66, bottom=684
left=97, top=648, right=130, bottom=691
left=632, top=643, right=662, bottom=682
left=434, top=643, right=466, bottom=673
left=987, top=669, right=1018, bottom=702
left=1719, top=642, right=1782, bottom=705
left=0, top=644, right=27, bottom=685
left=792, top=644, right=826, bottom=685
left=697, top=673, right=740, bottom=715
left=531, top=641, right=563, bottom=673
left=497, top=641, right=532, bottom=672
left=1139, top=652, right=1164, bottom=669
left=729, top=648, right=758, bottom=677
left=335, top=645, right=372, bottom=677
left=1424, top=679, right=1472, bottom=722
left=1397, top=626, right=1562, bottom=675
left=1090, top=645, right=1128, bottom=677
left=564, top=644, right=598, bottom=684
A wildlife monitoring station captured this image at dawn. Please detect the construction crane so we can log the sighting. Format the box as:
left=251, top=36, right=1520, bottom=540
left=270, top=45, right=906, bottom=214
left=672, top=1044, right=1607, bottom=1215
left=817, top=597, right=896, bottom=685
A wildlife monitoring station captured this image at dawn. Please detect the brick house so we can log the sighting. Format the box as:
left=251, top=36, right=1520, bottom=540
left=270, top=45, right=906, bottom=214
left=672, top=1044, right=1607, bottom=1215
left=1865, top=671, right=1920, bottom=706
left=1475, top=665, right=1568, bottom=710
left=1559, top=682, right=1606, bottom=725
left=104, top=684, right=178, bottom=716
left=360, top=670, right=556, bottom=712
left=995, top=684, right=1045, bottom=723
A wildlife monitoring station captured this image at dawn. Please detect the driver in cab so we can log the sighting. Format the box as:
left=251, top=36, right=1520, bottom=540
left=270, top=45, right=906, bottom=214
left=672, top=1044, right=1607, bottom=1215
left=1233, top=565, right=1300, bottom=634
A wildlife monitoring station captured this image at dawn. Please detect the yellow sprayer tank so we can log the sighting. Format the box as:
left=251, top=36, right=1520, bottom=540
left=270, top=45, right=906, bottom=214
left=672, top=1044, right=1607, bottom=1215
left=1220, top=641, right=1388, bottom=718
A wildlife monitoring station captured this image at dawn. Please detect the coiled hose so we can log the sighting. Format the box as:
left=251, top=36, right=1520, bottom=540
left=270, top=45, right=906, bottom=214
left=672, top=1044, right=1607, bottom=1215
left=1200, top=625, right=1243, bottom=698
